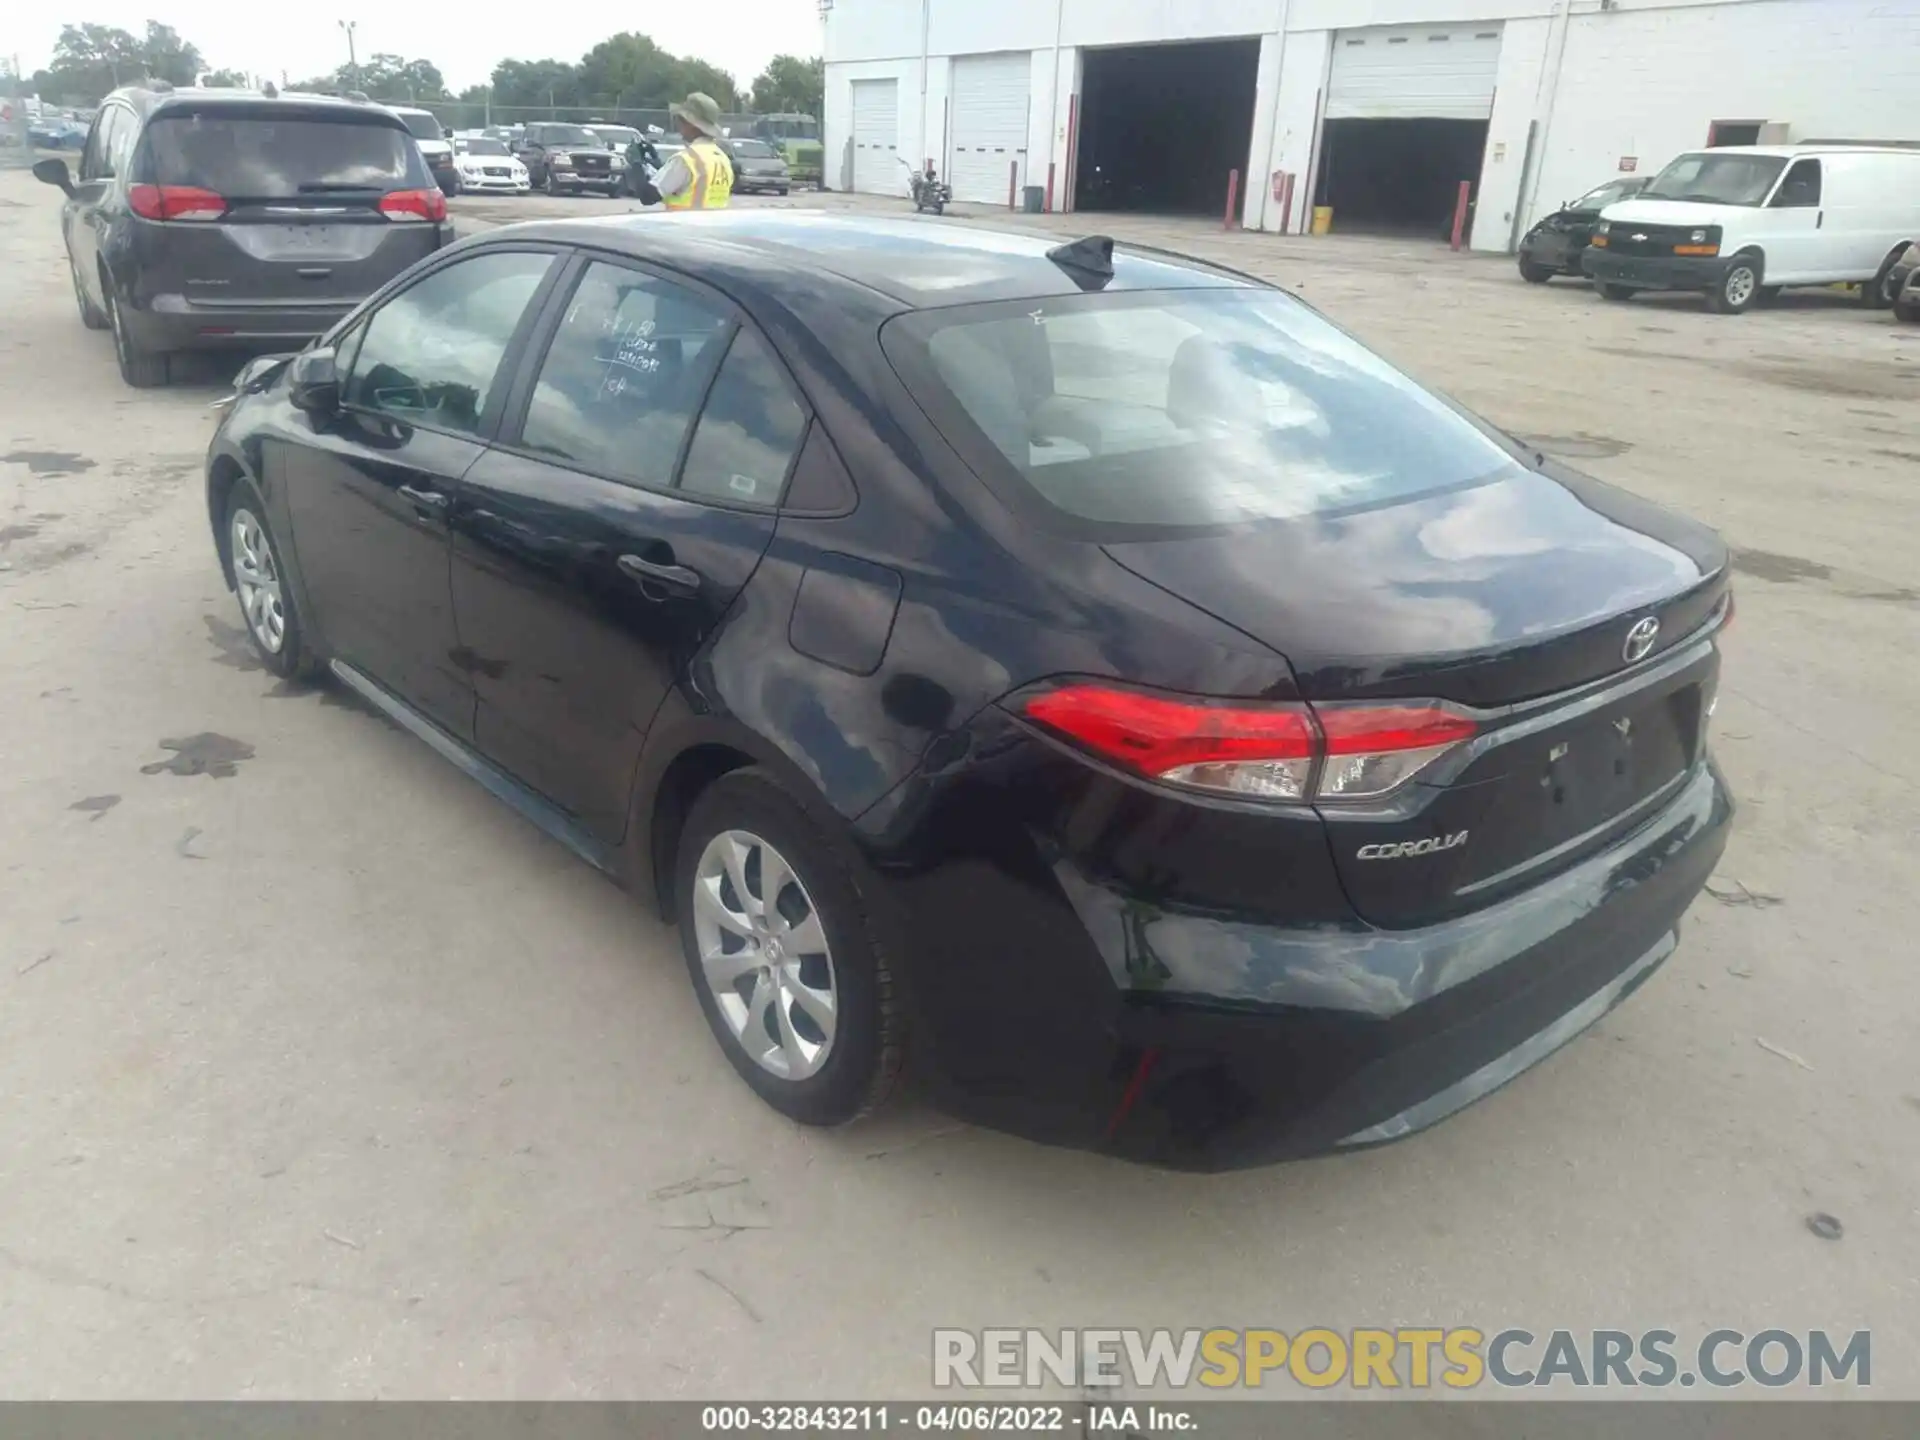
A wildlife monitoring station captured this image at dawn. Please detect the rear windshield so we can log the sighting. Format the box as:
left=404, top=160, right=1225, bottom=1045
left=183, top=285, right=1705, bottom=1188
left=144, top=112, right=418, bottom=194
left=733, top=140, right=777, bottom=158
left=886, top=288, right=1518, bottom=530
left=1641, top=152, right=1787, bottom=206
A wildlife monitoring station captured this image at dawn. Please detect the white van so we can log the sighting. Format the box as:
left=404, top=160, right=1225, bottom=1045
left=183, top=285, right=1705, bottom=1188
left=1582, top=145, right=1920, bottom=314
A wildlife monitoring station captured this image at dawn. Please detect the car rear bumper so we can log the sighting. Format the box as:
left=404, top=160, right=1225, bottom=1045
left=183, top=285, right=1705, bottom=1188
left=124, top=295, right=358, bottom=348
left=1581, top=249, right=1728, bottom=291
left=881, top=756, right=1732, bottom=1170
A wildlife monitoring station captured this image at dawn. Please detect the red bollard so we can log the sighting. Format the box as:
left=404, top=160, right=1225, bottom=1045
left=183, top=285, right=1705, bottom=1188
left=1224, top=168, right=1241, bottom=230
left=1451, top=180, right=1472, bottom=251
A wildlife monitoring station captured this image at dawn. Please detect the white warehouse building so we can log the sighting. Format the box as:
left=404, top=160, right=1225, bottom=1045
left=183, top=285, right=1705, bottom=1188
left=822, top=0, right=1920, bottom=251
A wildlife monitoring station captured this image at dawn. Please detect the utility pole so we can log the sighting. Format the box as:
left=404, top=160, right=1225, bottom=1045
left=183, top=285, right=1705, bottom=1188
left=337, top=20, right=358, bottom=91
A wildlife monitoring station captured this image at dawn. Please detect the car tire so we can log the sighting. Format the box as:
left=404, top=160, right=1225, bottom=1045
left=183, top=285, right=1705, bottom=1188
left=1895, top=294, right=1920, bottom=325
left=1597, top=283, right=1634, bottom=302
left=674, top=767, right=903, bottom=1128
left=1707, top=254, right=1762, bottom=315
left=224, top=478, right=319, bottom=680
left=1518, top=258, right=1554, bottom=284
left=105, top=283, right=169, bottom=388
left=71, top=254, right=108, bottom=330
left=1864, top=248, right=1906, bottom=309
left=776, top=187, right=790, bottom=197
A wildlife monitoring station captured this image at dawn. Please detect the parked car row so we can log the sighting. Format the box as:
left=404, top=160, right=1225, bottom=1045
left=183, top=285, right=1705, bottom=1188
left=1519, top=145, right=1920, bottom=318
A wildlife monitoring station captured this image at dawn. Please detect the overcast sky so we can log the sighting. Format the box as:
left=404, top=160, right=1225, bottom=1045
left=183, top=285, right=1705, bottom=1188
left=2, top=2, right=826, bottom=92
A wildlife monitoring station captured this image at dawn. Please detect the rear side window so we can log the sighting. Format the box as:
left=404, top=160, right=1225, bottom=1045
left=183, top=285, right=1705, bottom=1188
left=143, top=113, right=418, bottom=195
left=679, top=331, right=809, bottom=507
left=887, top=289, right=1518, bottom=530
left=518, top=261, right=733, bottom=489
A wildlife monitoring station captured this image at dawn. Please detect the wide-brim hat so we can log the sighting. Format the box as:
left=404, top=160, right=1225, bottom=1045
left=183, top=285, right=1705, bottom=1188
left=669, top=92, right=722, bottom=138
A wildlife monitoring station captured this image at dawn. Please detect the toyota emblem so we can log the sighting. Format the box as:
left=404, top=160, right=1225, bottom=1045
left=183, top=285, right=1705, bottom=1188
left=1623, top=616, right=1660, bottom=664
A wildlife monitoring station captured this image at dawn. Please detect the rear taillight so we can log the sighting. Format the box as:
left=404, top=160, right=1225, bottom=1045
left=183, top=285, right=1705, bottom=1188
left=1020, top=685, right=1477, bottom=804
left=378, top=188, right=448, bottom=222
left=127, top=184, right=226, bottom=221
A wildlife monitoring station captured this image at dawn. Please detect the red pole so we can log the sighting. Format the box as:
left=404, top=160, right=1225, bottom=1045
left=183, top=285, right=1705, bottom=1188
left=1046, top=161, right=1055, bottom=213
left=1224, top=168, right=1240, bottom=230
left=1278, top=172, right=1296, bottom=235
left=1009, top=160, right=1018, bottom=210
left=1451, top=180, right=1472, bottom=251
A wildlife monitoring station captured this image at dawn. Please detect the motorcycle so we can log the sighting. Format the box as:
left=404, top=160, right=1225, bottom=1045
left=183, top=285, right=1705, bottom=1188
left=900, top=158, right=951, bottom=216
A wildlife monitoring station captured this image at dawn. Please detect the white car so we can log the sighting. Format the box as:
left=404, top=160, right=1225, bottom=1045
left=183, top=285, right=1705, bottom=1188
left=453, top=137, right=532, bottom=194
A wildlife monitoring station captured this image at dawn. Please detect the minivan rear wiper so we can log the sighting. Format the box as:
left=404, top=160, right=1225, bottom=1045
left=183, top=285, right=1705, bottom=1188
left=297, top=182, right=381, bottom=193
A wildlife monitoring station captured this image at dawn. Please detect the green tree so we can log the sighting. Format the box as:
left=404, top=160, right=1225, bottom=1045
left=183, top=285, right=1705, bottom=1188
left=138, top=22, right=204, bottom=87
left=489, top=57, right=585, bottom=111
left=749, top=55, right=821, bottom=116
left=201, top=68, right=251, bottom=88
left=289, top=53, right=447, bottom=102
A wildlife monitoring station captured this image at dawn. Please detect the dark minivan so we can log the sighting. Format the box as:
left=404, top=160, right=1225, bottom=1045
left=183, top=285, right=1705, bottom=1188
left=35, top=84, right=456, bottom=387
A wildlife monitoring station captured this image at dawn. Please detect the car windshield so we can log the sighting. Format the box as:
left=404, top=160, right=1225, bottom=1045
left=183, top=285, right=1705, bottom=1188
left=889, top=288, right=1518, bottom=529
left=733, top=139, right=777, bottom=158
left=144, top=112, right=417, bottom=195
left=396, top=112, right=444, bottom=141
left=541, top=125, right=599, bottom=146
left=589, top=126, right=638, bottom=146
left=1641, top=152, right=1787, bottom=206
left=1573, top=180, right=1637, bottom=209
left=464, top=138, right=509, bottom=156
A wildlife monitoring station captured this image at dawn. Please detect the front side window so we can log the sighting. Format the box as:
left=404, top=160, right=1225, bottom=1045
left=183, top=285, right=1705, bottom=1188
left=1771, top=159, right=1822, bottom=208
left=1641, top=151, right=1786, bottom=207
left=344, top=250, right=554, bottom=435
left=888, top=288, right=1519, bottom=530
left=518, top=261, right=733, bottom=488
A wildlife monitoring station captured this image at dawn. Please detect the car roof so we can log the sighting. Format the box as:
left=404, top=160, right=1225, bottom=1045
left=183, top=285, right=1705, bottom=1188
left=1678, top=144, right=1920, bottom=160
left=485, top=212, right=1259, bottom=307
left=110, top=85, right=407, bottom=125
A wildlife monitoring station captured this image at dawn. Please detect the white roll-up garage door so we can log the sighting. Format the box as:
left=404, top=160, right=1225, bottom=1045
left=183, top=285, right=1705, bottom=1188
left=948, top=52, right=1030, bottom=205
left=1326, top=25, right=1502, bottom=121
left=851, top=79, right=900, bottom=195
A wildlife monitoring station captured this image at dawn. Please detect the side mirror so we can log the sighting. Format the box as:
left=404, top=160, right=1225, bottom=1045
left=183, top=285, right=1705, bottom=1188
left=33, top=158, right=76, bottom=196
left=288, top=346, right=340, bottom=416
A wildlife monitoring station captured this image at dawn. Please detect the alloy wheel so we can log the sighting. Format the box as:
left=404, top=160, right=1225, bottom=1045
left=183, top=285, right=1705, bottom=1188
left=690, top=829, right=838, bottom=1081
left=230, top=507, right=286, bottom=654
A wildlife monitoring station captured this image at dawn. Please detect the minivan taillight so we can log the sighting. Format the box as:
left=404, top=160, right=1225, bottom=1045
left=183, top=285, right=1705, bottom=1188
left=127, top=184, right=226, bottom=221
left=1020, top=685, right=1477, bottom=803
left=378, top=188, right=448, bottom=222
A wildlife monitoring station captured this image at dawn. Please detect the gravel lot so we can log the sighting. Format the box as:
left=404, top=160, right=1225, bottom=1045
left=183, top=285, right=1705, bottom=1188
left=2, top=168, right=1916, bottom=1398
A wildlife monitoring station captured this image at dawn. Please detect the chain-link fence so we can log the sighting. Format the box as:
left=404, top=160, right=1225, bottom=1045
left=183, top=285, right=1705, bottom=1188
left=410, top=102, right=780, bottom=140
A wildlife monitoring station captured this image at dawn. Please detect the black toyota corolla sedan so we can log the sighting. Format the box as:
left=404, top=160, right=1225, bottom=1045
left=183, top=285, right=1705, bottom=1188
left=205, top=213, right=1733, bottom=1168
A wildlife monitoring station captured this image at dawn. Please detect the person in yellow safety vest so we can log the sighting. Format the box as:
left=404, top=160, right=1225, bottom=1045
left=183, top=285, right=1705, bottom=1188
left=655, top=92, right=734, bottom=211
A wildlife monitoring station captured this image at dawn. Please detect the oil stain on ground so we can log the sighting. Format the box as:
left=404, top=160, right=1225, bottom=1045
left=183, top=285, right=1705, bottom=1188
left=140, top=734, right=255, bottom=779
left=1733, top=548, right=1918, bottom=605
left=68, top=795, right=121, bottom=822
left=1, top=451, right=96, bottom=477
left=1517, top=432, right=1633, bottom=460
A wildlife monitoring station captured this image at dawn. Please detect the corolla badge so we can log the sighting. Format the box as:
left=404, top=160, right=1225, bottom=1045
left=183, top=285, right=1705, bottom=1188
left=1623, top=616, right=1661, bottom=664
left=1357, top=832, right=1468, bottom=860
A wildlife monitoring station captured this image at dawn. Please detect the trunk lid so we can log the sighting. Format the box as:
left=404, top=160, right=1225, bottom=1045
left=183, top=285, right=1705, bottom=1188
left=1105, top=464, right=1728, bottom=928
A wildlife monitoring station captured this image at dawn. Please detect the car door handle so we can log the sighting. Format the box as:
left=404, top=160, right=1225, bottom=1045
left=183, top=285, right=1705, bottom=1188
left=398, top=484, right=449, bottom=518
left=618, top=553, right=701, bottom=593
